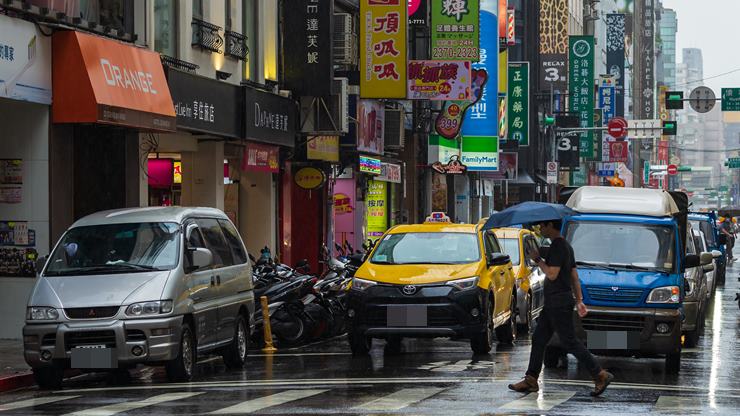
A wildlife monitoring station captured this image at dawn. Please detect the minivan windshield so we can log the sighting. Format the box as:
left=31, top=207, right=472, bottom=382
left=566, top=221, right=675, bottom=273
left=44, top=223, right=180, bottom=276
left=371, top=232, right=480, bottom=265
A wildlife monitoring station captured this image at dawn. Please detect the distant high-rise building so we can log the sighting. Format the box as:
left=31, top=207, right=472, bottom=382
left=659, top=8, right=678, bottom=87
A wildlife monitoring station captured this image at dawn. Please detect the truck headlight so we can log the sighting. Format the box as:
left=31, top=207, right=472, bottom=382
left=646, top=286, right=680, bottom=304
left=446, top=276, right=479, bottom=291
left=125, top=300, right=174, bottom=317
left=27, top=307, right=59, bottom=321
left=351, top=277, right=377, bottom=291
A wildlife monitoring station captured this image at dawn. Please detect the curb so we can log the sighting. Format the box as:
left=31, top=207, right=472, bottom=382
left=0, top=371, right=35, bottom=393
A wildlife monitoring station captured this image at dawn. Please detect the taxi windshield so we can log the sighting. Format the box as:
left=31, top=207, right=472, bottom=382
left=370, top=232, right=480, bottom=265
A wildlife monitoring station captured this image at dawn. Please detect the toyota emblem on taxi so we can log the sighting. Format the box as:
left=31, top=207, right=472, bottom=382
left=402, top=285, right=418, bottom=295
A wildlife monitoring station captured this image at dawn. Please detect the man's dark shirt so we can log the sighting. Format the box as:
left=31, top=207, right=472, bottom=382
left=543, top=237, right=576, bottom=308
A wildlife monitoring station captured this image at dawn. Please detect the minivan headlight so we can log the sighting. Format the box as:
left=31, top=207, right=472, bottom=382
left=27, top=307, right=59, bottom=321
left=646, top=286, right=680, bottom=304
left=125, top=300, right=174, bottom=317
left=351, top=277, right=377, bottom=291
left=446, top=276, right=479, bottom=291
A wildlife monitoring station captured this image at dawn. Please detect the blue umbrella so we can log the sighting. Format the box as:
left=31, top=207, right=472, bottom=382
left=482, top=201, right=577, bottom=230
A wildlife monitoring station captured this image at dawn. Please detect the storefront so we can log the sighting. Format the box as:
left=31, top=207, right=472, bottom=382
left=50, top=30, right=176, bottom=241
left=0, top=14, right=53, bottom=338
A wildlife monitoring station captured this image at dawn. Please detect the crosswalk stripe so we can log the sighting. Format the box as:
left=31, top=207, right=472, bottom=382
left=654, top=395, right=702, bottom=410
left=354, top=387, right=446, bottom=411
left=63, top=392, right=203, bottom=416
left=0, top=396, right=79, bottom=412
left=498, top=391, right=575, bottom=412
left=209, top=389, right=328, bottom=414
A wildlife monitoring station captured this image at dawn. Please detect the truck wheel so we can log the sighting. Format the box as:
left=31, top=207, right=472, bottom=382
left=349, top=329, right=371, bottom=356
left=683, top=329, right=700, bottom=348
left=495, top=293, right=517, bottom=344
left=470, top=299, right=494, bottom=355
left=222, top=314, right=249, bottom=369
left=665, top=350, right=681, bottom=374
left=33, top=365, right=63, bottom=390
left=544, top=346, right=566, bottom=368
left=166, top=323, right=196, bottom=382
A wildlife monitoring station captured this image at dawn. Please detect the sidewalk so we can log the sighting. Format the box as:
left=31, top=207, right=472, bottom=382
left=0, top=339, right=34, bottom=392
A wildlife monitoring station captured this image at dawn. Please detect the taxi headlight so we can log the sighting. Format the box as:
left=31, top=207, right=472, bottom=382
left=446, top=276, right=479, bottom=291
left=351, top=277, right=377, bottom=291
left=27, top=307, right=59, bottom=321
left=646, top=286, right=680, bottom=304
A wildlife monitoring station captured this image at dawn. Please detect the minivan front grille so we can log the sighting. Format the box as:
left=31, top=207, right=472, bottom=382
left=65, top=307, right=120, bottom=319
left=65, top=331, right=117, bottom=350
left=587, top=287, right=645, bottom=304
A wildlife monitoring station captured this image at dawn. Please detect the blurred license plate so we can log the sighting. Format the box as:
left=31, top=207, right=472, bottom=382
left=71, top=347, right=117, bottom=369
left=387, top=305, right=427, bottom=327
left=586, top=331, right=639, bottom=350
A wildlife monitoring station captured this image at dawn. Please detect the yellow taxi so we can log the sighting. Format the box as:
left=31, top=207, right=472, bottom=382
left=346, top=213, right=517, bottom=355
left=494, top=228, right=546, bottom=332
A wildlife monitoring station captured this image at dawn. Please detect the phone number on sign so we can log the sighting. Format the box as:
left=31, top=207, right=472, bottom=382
left=432, top=47, right=479, bottom=60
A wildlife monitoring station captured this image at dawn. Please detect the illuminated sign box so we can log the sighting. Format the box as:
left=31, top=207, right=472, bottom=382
left=359, top=155, right=382, bottom=175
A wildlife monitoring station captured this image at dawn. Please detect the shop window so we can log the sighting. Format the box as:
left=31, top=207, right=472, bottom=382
left=218, top=220, right=248, bottom=265
left=196, top=218, right=235, bottom=268
left=192, top=0, right=204, bottom=20
left=25, top=0, right=134, bottom=37
left=154, top=0, right=177, bottom=56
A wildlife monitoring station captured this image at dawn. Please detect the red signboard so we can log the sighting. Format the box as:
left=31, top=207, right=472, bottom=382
left=607, top=117, right=628, bottom=139
left=608, top=141, right=629, bottom=163
left=242, top=143, right=279, bottom=173
left=667, top=164, right=678, bottom=176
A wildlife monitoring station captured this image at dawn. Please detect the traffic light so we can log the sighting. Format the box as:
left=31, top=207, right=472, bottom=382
left=663, top=120, right=677, bottom=136
left=665, top=91, right=684, bottom=110
left=544, top=114, right=555, bottom=126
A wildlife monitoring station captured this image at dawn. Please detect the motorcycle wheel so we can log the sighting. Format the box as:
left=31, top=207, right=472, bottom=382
left=275, top=314, right=307, bottom=348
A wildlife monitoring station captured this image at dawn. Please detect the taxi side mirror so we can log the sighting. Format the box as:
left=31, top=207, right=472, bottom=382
left=487, top=253, right=511, bottom=267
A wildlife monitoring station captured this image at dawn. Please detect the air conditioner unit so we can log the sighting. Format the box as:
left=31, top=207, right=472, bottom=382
left=298, top=78, right=349, bottom=134
left=384, top=108, right=405, bottom=149
left=333, top=13, right=357, bottom=66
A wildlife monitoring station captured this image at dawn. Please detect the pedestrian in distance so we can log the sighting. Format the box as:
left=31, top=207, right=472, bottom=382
left=720, top=216, right=735, bottom=261
left=508, top=219, right=614, bottom=397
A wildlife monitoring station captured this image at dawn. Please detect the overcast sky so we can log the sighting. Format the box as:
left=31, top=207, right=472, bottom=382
left=663, top=0, right=740, bottom=94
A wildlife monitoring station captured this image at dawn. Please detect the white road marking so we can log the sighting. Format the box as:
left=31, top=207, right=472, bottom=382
left=498, top=391, right=575, bottom=412
left=209, top=389, right=328, bottom=414
left=654, top=395, right=704, bottom=410
left=354, top=387, right=445, bottom=411
left=0, top=396, right=79, bottom=412
left=63, top=392, right=203, bottom=416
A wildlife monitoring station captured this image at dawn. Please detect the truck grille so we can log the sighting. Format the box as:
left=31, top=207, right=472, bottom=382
left=587, top=287, right=645, bottom=304
left=581, top=314, right=645, bottom=331
left=65, top=307, right=119, bottom=319
left=65, top=330, right=117, bottom=350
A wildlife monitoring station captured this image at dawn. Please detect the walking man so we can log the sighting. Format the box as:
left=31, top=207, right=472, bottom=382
left=720, top=216, right=735, bottom=261
left=509, top=219, right=614, bottom=397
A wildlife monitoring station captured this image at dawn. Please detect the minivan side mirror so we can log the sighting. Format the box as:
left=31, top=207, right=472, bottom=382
left=703, top=263, right=715, bottom=273
left=188, top=248, right=213, bottom=272
left=487, top=253, right=511, bottom=267
left=35, top=255, right=49, bottom=276
left=718, top=234, right=728, bottom=245
left=684, top=254, right=700, bottom=269
left=700, top=252, right=713, bottom=266
left=711, top=250, right=722, bottom=259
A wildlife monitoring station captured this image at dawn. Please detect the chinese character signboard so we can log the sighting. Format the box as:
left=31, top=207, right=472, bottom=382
left=507, top=62, right=529, bottom=146
left=408, top=0, right=428, bottom=25
left=461, top=4, right=497, bottom=138
left=431, top=0, right=480, bottom=61
left=242, top=143, right=280, bottom=173
left=357, top=99, right=385, bottom=154
left=606, top=14, right=625, bottom=117
left=407, top=60, right=471, bottom=100
left=636, top=2, right=654, bottom=118
left=366, top=180, right=388, bottom=241
left=608, top=141, right=628, bottom=163
left=361, top=0, right=407, bottom=98
left=283, top=0, right=333, bottom=97
left=568, top=36, right=595, bottom=159
left=538, top=0, right=568, bottom=91
left=598, top=84, right=616, bottom=123
left=307, top=135, right=339, bottom=162
left=0, top=15, right=51, bottom=104
left=377, top=162, right=402, bottom=183
left=721, top=88, right=740, bottom=111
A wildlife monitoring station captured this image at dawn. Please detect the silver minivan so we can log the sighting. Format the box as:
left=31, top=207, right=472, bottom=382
left=23, top=207, right=255, bottom=388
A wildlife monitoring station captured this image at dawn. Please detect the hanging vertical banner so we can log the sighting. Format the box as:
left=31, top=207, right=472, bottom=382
left=598, top=84, right=616, bottom=123
left=366, top=180, right=388, bottom=241
left=506, top=7, right=515, bottom=46
left=498, top=0, right=508, bottom=49
left=408, top=0, right=428, bottom=26
left=430, top=0, right=480, bottom=61
left=636, top=1, right=655, bottom=119
left=507, top=62, right=529, bottom=146
left=538, top=0, right=568, bottom=91
left=568, top=36, right=595, bottom=159
left=360, top=0, right=407, bottom=98
left=606, top=13, right=625, bottom=118
left=357, top=99, right=385, bottom=154
left=461, top=5, right=497, bottom=137
left=283, top=0, right=333, bottom=97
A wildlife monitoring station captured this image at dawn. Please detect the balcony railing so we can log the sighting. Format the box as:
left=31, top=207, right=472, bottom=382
left=191, top=18, right=223, bottom=54
left=225, top=30, right=249, bottom=61
left=160, top=55, right=199, bottom=73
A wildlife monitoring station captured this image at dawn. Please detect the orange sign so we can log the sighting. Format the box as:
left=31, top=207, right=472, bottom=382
left=52, top=31, right=175, bottom=131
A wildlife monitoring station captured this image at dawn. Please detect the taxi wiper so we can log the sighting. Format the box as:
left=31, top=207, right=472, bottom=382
left=576, top=261, right=619, bottom=272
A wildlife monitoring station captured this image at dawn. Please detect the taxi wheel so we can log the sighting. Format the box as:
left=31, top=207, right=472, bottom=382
left=495, top=292, right=517, bottom=344
left=384, top=336, right=403, bottom=355
left=517, top=293, right=533, bottom=333
left=349, top=329, right=372, bottom=356
left=470, top=297, right=494, bottom=354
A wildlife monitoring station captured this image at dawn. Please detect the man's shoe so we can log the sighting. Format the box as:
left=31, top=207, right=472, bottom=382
left=591, top=370, right=614, bottom=397
left=508, top=375, right=539, bottom=393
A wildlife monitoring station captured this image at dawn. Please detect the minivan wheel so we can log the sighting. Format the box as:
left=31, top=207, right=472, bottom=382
left=166, top=324, right=195, bottom=382
left=222, top=314, right=249, bottom=369
left=33, top=365, right=63, bottom=390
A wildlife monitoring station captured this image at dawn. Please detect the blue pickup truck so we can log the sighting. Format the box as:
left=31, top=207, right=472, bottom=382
left=547, top=187, right=712, bottom=373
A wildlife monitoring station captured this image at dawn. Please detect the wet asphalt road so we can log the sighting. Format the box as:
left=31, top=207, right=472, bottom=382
left=2, top=263, right=740, bottom=415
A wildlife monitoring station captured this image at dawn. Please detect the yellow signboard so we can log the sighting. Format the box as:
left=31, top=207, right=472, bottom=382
left=360, top=0, right=407, bottom=98
left=307, top=136, right=339, bottom=162
left=499, top=49, right=508, bottom=93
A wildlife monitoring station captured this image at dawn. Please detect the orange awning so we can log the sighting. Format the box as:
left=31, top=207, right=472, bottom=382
left=52, top=31, right=175, bottom=131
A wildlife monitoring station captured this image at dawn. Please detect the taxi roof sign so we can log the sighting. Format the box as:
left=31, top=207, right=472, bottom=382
left=424, top=212, right=451, bottom=223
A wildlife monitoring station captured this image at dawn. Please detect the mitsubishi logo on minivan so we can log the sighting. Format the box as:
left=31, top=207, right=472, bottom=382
left=88, top=309, right=97, bottom=317
left=402, top=285, right=418, bottom=295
